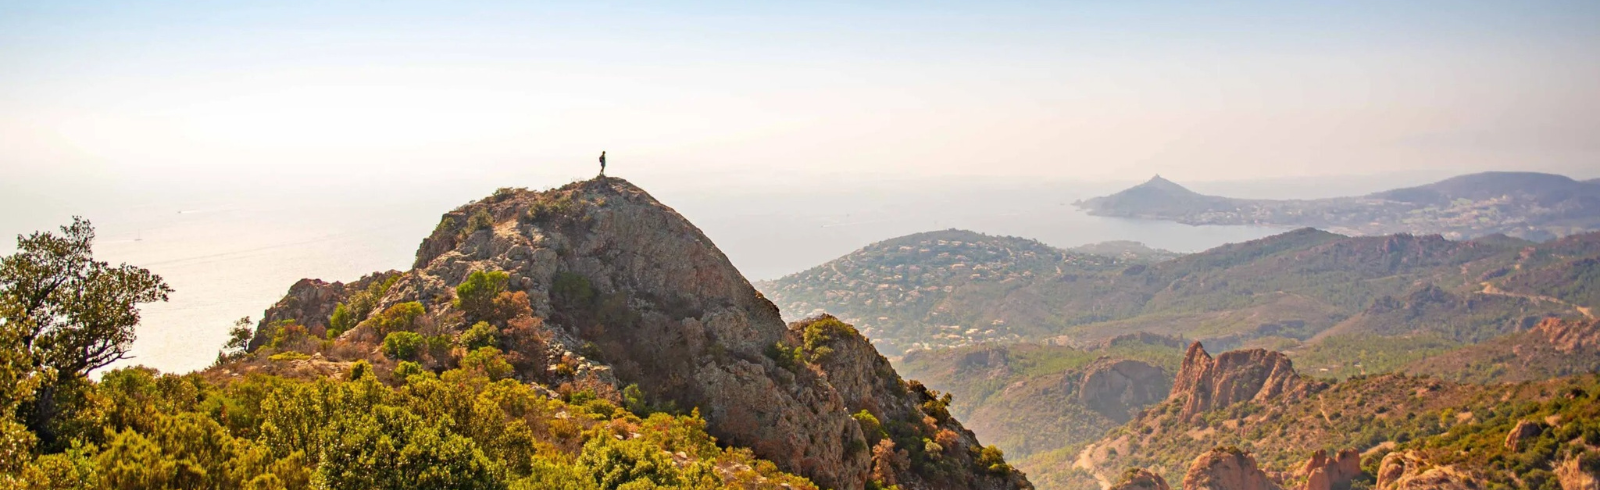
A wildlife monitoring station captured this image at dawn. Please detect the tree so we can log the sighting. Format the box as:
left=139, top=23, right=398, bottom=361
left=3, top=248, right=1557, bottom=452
left=455, top=270, right=509, bottom=322
left=0, top=217, right=170, bottom=447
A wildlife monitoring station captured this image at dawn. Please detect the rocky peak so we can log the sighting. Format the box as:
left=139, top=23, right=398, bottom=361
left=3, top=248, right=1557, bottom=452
left=1182, top=446, right=1283, bottom=490
left=249, top=177, right=1029, bottom=490
left=1169, top=343, right=1310, bottom=423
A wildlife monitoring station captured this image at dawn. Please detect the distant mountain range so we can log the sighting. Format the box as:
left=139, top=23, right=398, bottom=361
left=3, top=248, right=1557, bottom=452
left=1076, top=171, right=1600, bottom=241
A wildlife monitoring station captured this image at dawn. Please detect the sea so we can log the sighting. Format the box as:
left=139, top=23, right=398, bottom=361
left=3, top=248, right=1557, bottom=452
left=1, top=167, right=1441, bottom=374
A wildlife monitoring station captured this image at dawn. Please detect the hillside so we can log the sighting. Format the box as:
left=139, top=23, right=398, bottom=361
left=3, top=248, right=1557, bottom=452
left=895, top=335, right=1186, bottom=460
left=225, top=178, right=1030, bottom=490
left=1076, top=171, right=1600, bottom=241
left=760, top=226, right=1597, bottom=364
left=1054, top=341, right=1600, bottom=490
left=754, top=229, right=1155, bottom=355
left=1404, top=317, right=1600, bottom=383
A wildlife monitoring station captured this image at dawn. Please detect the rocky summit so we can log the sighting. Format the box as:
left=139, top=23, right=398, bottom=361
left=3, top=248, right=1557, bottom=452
left=1169, top=343, right=1313, bottom=423
left=247, top=177, right=1029, bottom=490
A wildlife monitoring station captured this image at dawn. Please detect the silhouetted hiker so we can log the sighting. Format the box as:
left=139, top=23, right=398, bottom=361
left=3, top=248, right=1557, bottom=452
left=599, top=151, right=606, bottom=175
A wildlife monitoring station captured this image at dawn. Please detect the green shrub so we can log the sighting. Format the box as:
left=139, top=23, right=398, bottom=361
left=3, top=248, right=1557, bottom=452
left=327, top=303, right=356, bottom=339
left=854, top=410, right=884, bottom=444
left=460, top=209, right=495, bottom=239
left=459, top=321, right=499, bottom=351
left=461, top=347, right=513, bottom=380
left=382, top=332, right=426, bottom=361
left=393, top=361, right=427, bottom=382
left=456, top=271, right=510, bottom=321
left=372, top=302, right=425, bottom=335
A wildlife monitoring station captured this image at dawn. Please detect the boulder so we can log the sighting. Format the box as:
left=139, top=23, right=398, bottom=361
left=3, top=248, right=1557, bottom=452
left=1297, top=448, right=1361, bottom=490
left=1505, top=420, right=1545, bottom=452
left=1375, top=451, right=1482, bottom=490
left=1109, top=468, right=1170, bottom=490
left=1182, top=446, right=1282, bottom=490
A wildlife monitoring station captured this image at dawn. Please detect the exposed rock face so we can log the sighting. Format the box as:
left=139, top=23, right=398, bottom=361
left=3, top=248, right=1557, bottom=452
left=1557, top=455, right=1600, bottom=490
left=1169, top=343, right=1313, bottom=422
left=1297, top=449, right=1361, bottom=490
left=1534, top=317, right=1600, bottom=354
left=250, top=178, right=1028, bottom=490
left=1182, top=447, right=1282, bottom=490
left=1075, top=358, right=1171, bottom=422
left=1109, top=468, right=1170, bottom=490
left=1505, top=420, right=1546, bottom=452
left=247, top=271, right=400, bottom=350
left=1375, top=451, right=1482, bottom=490
left=803, top=315, right=1030, bottom=489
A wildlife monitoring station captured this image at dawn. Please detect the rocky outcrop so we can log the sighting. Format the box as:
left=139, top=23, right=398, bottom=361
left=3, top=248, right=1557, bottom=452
left=1375, top=451, right=1482, bottom=490
left=251, top=178, right=1028, bottom=490
left=1169, top=343, right=1314, bottom=422
left=1505, top=420, right=1545, bottom=452
left=1075, top=358, right=1171, bottom=422
left=1109, top=468, right=1170, bottom=490
left=247, top=271, right=400, bottom=350
left=1533, top=317, right=1600, bottom=354
left=1297, top=449, right=1360, bottom=490
left=1182, top=446, right=1282, bottom=490
left=803, top=315, right=1030, bottom=489
left=1557, top=454, right=1600, bottom=490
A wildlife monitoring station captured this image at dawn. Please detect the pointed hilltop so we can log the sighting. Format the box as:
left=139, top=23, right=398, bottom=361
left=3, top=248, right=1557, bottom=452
left=1076, top=175, right=1232, bottom=219
left=1076, top=171, right=1600, bottom=240
left=243, top=176, right=1031, bottom=490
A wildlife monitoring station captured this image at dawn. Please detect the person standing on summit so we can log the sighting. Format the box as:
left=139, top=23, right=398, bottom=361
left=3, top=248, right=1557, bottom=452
left=598, top=151, right=606, bottom=175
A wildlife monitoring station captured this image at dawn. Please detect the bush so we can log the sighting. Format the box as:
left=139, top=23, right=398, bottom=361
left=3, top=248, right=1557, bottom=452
left=393, top=361, right=427, bottom=382
left=460, top=209, right=495, bottom=239
left=327, top=303, right=356, bottom=339
left=382, top=332, right=426, bottom=361
left=372, top=302, right=425, bottom=335
left=461, top=347, right=513, bottom=380
left=854, top=410, right=884, bottom=444
left=456, top=271, right=510, bottom=321
left=459, top=321, right=499, bottom=351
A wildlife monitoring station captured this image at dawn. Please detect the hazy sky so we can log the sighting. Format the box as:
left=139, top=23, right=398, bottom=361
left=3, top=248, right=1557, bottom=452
left=3, top=0, right=1598, bottom=190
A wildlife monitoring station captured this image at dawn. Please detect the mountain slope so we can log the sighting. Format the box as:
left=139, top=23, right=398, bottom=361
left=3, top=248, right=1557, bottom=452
left=1076, top=171, right=1600, bottom=240
left=1060, top=342, right=1600, bottom=490
left=243, top=178, right=1030, bottom=490
left=761, top=227, right=1596, bottom=362
left=755, top=229, right=1152, bottom=355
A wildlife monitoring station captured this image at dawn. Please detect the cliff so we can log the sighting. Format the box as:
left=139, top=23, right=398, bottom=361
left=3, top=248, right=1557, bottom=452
left=248, top=177, right=1028, bottom=490
left=1169, top=343, right=1312, bottom=423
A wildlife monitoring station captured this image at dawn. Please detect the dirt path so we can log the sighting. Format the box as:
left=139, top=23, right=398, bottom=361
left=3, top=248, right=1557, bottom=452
left=1480, top=282, right=1596, bottom=320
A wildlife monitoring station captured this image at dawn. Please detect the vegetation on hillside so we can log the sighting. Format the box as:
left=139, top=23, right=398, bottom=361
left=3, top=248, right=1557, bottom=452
left=0, top=219, right=817, bottom=489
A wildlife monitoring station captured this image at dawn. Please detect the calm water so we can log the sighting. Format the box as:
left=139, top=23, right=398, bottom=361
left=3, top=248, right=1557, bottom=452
left=3, top=170, right=1330, bottom=374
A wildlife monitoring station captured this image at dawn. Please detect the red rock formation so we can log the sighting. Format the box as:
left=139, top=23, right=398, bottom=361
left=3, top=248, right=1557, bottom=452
left=1109, top=468, right=1170, bottom=490
left=1504, top=420, right=1545, bottom=452
left=1169, top=342, right=1311, bottom=422
left=1532, top=317, right=1600, bottom=354
left=1557, top=454, right=1599, bottom=490
left=1375, top=451, right=1483, bottom=490
left=1297, top=448, right=1361, bottom=490
left=1182, top=446, right=1282, bottom=490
